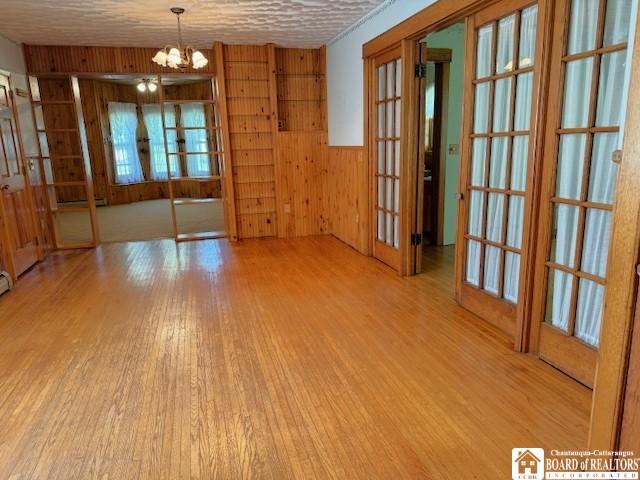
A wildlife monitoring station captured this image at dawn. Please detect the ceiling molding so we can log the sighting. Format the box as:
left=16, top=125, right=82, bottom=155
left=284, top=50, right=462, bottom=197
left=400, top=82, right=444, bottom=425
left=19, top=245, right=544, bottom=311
left=327, top=0, right=397, bottom=46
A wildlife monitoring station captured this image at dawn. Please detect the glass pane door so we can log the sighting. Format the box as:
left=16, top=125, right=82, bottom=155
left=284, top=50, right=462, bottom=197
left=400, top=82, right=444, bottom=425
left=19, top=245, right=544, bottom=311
left=533, top=0, right=633, bottom=387
left=159, top=76, right=227, bottom=242
left=457, top=2, right=540, bottom=335
left=372, top=47, right=403, bottom=270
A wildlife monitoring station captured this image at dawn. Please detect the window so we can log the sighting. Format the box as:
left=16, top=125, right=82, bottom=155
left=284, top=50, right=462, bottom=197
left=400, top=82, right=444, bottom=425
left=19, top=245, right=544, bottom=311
left=108, top=102, right=144, bottom=184
left=141, top=104, right=180, bottom=180
left=180, top=103, right=211, bottom=177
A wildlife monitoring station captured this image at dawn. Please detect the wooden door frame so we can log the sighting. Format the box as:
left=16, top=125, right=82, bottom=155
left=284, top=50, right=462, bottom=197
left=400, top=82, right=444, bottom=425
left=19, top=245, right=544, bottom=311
left=589, top=5, right=640, bottom=451
left=157, top=71, right=231, bottom=242
left=425, top=55, right=449, bottom=248
left=213, top=42, right=238, bottom=241
left=618, top=288, right=640, bottom=451
left=367, top=45, right=405, bottom=273
left=455, top=0, right=550, bottom=345
left=0, top=71, right=44, bottom=264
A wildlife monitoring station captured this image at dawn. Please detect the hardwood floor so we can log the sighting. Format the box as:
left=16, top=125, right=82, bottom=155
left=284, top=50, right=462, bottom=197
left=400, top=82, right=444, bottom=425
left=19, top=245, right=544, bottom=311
left=0, top=236, right=590, bottom=479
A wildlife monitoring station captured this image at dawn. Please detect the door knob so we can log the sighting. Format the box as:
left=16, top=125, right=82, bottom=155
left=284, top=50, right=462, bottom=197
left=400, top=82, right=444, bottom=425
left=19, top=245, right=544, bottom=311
left=455, top=192, right=463, bottom=200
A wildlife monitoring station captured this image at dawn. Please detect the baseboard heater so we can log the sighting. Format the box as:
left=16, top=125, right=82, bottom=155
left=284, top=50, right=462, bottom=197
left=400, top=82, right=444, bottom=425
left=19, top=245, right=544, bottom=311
left=0, top=271, right=12, bottom=297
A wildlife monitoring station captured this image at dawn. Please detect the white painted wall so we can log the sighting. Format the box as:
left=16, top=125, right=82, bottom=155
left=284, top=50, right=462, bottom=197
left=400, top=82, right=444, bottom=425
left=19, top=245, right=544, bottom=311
left=327, top=0, right=436, bottom=146
left=0, top=34, right=38, bottom=157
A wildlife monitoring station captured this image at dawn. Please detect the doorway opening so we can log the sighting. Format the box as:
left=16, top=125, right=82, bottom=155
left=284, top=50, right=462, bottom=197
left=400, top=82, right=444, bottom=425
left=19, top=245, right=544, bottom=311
left=417, top=23, right=465, bottom=284
left=28, top=73, right=227, bottom=246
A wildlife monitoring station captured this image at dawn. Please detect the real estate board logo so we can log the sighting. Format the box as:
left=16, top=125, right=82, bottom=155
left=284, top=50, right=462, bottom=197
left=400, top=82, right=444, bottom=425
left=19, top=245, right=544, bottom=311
left=512, top=448, right=545, bottom=480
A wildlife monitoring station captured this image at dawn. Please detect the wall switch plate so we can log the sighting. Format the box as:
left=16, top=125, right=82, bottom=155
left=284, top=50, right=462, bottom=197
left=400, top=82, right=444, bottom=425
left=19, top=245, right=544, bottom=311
left=284, top=203, right=291, bottom=213
left=448, top=144, right=459, bottom=155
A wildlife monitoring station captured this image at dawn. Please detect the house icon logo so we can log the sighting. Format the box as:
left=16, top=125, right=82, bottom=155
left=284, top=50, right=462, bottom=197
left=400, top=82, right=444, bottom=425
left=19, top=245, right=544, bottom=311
left=512, top=448, right=544, bottom=480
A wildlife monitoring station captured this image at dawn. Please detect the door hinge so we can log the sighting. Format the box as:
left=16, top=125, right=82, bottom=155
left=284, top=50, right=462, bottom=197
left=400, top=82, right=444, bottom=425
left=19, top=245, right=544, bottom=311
left=411, top=233, right=423, bottom=246
left=414, top=63, right=427, bottom=78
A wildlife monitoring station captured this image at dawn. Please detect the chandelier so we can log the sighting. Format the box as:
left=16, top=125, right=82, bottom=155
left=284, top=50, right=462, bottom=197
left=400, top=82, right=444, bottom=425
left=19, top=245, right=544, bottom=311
left=137, top=79, right=158, bottom=93
left=152, top=7, right=208, bottom=70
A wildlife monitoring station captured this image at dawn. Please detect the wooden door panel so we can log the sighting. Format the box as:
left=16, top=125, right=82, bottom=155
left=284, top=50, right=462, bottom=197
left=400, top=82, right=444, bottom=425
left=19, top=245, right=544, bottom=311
left=530, top=0, right=634, bottom=386
left=372, top=47, right=403, bottom=272
left=456, top=1, right=543, bottom=336
left=0, top=73, right=40, bottom=279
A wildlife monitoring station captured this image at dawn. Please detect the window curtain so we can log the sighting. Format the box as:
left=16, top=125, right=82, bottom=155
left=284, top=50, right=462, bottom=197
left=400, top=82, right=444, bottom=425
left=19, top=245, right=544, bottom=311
left=141, top=104, right=180, bottom=180
left=108, top=102, right=144, bottom=184
left=180, top=103, right=211, bottom=177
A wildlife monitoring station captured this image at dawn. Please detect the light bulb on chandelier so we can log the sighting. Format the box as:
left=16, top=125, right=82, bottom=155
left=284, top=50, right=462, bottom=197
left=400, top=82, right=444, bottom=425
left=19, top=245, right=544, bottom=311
left=152, top=7, right=208, bottom=70
left=137, top=79, right=158, bottom=93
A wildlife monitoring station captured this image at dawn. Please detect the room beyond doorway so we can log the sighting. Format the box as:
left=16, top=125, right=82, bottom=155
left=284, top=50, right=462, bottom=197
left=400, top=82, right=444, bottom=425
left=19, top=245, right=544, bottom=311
left=416, top=21, right=465, bottom=286
left=30, top=73, right=228, bottom=247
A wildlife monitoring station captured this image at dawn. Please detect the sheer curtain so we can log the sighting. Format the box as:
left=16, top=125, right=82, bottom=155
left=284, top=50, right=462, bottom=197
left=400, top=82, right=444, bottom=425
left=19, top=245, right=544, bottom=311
left=141, top=104, right=180, bottom=180
left=108, top=102, right=144, bottom=184
left=180, top=103, right=211, bottom=177
left=545, top=0, right=632, bottom=346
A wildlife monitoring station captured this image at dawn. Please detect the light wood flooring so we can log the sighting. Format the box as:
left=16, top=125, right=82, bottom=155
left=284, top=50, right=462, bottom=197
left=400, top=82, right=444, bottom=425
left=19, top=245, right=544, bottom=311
left=0, top=237, right=591, bottom=479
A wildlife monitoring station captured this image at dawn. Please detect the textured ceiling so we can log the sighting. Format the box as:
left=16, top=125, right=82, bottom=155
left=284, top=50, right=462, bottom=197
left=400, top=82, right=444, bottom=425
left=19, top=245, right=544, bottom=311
left=0, top=0, right=386, bottom=49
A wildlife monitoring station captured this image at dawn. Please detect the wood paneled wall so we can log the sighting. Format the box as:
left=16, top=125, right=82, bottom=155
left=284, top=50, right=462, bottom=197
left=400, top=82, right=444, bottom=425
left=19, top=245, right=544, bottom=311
left=217, top=44, right=330, bottom=239
left=275, top=48, right=326, bottom=132
left=23, top=45, right=216, bottom=75
left=327, top=147, right=368, bottom=254
left=24, top=43, right=347, bottom=243
left=273, top=48, right=329, bottom=237
left=276, top=131, right=328, bottom=236
left=220, top=44, right=278, bottom=238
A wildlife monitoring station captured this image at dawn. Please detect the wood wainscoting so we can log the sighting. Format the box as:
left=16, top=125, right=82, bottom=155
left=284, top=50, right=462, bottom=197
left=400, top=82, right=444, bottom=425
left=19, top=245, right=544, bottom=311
left=327, top=146, right=368, bottom=255
left=276, top=131, right=329, bottom=237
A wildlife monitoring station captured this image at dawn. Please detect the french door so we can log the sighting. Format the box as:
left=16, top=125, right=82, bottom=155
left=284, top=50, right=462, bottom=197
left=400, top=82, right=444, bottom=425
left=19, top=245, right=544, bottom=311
left=372, top=46, right=404, bottom=271
left=159, top=76, right=227, bottom=242
left=456, top=0, right=544, bottom=336
left=530, top=0, right=634, bottom=387
left=27, top=75, right=99, bottom=249
left=0, top=73, right=40, bottom=279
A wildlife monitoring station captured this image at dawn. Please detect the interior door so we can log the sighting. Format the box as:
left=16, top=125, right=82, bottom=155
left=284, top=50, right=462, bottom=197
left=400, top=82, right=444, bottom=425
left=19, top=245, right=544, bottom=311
left=0, top=73, right=40, bottom=279
left=28, top=75, right=99, bottom=249
left=372, top=46, right=404, bottom=271
left=530, top=0, right=635, bottom=387
left=159, top=76, right=227, bottom=242
left=456, top=0, right=543, bottom=336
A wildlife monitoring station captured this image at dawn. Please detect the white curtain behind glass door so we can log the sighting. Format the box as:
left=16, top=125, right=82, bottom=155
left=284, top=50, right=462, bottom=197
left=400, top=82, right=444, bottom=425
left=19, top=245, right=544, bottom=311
left=108, top=102, right=144, bottom=184
left=180, top=103, right=211, bottom=177
left=142, top=104, right=180, bottom=180
left=545, top=0, right=634, bottom=346
left=465, top=5, right=537, bottom=304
